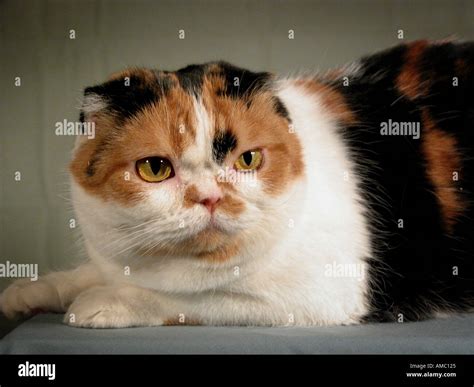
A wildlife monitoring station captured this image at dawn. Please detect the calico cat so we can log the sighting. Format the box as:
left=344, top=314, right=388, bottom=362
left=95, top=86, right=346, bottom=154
left=1, top=40, right=473, bottom=327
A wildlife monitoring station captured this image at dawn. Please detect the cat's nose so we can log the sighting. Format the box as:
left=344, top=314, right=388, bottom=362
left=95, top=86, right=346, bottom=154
left=199, top=195, right=221, bottom=214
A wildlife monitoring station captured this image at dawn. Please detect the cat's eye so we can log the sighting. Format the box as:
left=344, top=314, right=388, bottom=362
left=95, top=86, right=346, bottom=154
left=234, top=149, right=263, bottom=171
left=136, top=157, right=174, bottom=183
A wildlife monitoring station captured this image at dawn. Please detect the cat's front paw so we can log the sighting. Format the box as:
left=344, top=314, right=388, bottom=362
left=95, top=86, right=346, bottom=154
left=64, top=286, right=163, bottom=328
left=0, top=279, right=63, bottom=319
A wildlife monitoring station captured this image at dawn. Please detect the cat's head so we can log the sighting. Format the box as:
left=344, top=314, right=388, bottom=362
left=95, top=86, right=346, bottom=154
left=70, top=62, right=304, bottom=264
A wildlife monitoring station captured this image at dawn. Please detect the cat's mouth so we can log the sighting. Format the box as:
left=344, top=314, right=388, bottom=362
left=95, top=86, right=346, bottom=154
left=195, top=210, right=235, bottom=233
left=207, top=216, right=224, bottom=230
left=134, top=214, right=238, bottom=258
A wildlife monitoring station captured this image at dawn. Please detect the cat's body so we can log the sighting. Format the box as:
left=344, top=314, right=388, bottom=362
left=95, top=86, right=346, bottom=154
left=1, top=40, right=473, bottom=327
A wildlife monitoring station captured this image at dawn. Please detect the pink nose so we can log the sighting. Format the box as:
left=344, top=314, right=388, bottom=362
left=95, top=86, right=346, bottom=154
left=199, top=195, right=221, bottom=214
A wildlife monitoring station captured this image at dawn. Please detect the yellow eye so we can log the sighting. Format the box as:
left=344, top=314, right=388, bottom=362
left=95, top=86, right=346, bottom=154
left=234, top=150, right=263, bottom=171
left=136, top=157, right=174, bottom=182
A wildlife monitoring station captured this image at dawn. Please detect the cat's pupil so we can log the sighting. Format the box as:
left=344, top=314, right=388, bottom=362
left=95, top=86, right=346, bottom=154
left=149, top=158, right=162, bottom=175
left=243, top=151, right=253, bottom=166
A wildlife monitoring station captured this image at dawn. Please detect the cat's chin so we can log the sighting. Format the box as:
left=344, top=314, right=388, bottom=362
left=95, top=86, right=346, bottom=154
left=136, top=221, right=239, bottom=258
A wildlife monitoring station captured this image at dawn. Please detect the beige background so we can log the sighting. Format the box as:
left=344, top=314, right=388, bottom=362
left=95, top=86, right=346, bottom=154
left=1, top=0, right=473, bottom=333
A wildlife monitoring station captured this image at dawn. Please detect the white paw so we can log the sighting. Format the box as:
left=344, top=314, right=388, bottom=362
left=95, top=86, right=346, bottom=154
left=0, top=279, right=62, bottom=319
left=64, top=286, right=162, bottom=328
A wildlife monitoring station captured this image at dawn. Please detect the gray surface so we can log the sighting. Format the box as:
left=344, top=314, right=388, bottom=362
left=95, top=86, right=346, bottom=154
left=0, top=313, right=473, bottom=354
left=0, top=315, right=18, bottom=339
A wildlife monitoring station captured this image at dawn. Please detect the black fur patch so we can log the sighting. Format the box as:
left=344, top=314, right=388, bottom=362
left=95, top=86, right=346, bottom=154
left=175, top=64, right=205, bottom=96
left=78, top=111, right=86, bottom=135
left=212, top=130, right=237, bottom=164
left=333, top=41, right=474, bottom=322
left=85, top=139, right=109, bottom=177
left=83, top=72, right=172, bottom=121
left=272, top=97, right=291, bottom=121
left=215, top=61, right=272, bottom=99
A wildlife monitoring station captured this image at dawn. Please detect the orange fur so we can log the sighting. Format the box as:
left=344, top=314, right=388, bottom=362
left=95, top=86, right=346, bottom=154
left=295, top=79, right=357, bottom=126
left=218, top=194, right=245, bottom=217
left=195, top=239, right=241, bottom=263
left=202, top=87, right=304, bottom=196
left=421, top=109, right=463, bottom=232
left=183, top=184, right=200, bottom=208
left=137, top=228, right=237, bottom=258
left=396, top=40, right=429, bottom=100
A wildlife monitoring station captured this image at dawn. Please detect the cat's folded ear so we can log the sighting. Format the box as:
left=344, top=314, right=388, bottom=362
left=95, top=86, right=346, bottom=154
left=81, top=87, right=109, bottom=119
left=78, top=67, right=165, bottom=122
left=75, top=68, right=159, bottom=148
left=79, top=68, right=139, bottom=122
left=73, top=85, right=109, bottom=149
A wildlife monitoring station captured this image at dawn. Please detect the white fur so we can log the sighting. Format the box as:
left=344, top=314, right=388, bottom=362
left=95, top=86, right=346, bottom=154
left=82, top=93, right=108, bottom=115
left=0, top=81, right=372, bottom=327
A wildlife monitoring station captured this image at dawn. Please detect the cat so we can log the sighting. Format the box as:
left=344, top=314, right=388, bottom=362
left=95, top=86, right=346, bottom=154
left=1, top=40, right=473, bottom=328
